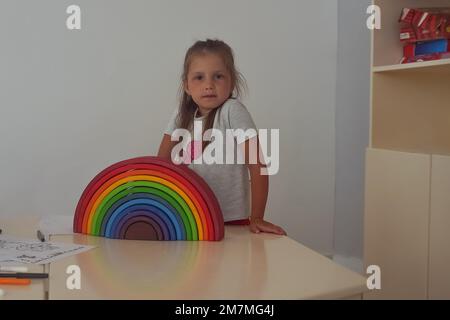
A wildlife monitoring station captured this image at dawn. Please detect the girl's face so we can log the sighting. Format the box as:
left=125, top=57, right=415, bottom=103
left=184, top=53, right=232, bottom=116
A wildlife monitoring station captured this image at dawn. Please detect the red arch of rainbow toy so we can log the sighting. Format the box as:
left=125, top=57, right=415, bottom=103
left=73, top=156, right=224, bottom=241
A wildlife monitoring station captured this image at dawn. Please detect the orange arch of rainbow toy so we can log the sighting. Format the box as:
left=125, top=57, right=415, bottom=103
left=73, top=157, right=224, bottom=241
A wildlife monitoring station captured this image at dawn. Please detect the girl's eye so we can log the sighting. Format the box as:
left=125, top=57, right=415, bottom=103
left=215, top=74, right=224, bottom=79
left=194, top=76, right=203, bottom=80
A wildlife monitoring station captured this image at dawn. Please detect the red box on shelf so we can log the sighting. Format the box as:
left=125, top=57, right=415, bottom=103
left=400, top=52, right=450, bottom=64
left=400, top=53, right=441, bottom=64
left=399, top=8, right=450, bottom=43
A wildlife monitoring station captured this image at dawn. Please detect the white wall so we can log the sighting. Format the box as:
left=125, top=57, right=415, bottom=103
left=0, top=0, right=337, bottom=255
left=334, top=0, right=371, bottom=269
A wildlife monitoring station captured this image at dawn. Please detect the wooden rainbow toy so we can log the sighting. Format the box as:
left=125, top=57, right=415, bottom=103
left=73, top=156, right=224, bottom=241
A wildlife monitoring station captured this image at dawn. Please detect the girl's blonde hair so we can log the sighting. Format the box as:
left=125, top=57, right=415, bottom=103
left=176, top=39, right=247, bottom=139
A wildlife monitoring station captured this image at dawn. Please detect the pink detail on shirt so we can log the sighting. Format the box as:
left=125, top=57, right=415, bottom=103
left=182, top=140, right=203, bottom=163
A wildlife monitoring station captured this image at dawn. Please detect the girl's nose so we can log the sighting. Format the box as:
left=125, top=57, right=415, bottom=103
left=205, top=78, right=214, bottom=89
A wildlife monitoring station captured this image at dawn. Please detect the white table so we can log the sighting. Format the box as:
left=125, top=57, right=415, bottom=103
left=48, top=226, right=367, bottom=299
left=1, top=215, right=368, bottom=300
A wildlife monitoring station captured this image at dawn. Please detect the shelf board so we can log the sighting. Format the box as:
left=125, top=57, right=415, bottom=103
left=373, top=59, right=450, bottom=73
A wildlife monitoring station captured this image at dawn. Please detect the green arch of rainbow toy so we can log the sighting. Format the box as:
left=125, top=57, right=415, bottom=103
left=73, top=157, right=224, bottom=241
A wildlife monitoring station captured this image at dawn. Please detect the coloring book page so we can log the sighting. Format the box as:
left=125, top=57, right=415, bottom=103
left=0, top=236, right=95, bottom=265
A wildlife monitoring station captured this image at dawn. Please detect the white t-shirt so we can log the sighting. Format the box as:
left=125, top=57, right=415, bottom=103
left=164, top=98, right=257, bottom=222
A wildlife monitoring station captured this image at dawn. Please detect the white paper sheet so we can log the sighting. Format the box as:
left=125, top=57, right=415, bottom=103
left=0, top=235, right=95, bottom=265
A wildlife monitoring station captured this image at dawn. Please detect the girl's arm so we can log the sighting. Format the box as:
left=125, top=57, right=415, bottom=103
left=243, top=137, right=287, bottom=235
left=157, top=134, right=177, bottom=160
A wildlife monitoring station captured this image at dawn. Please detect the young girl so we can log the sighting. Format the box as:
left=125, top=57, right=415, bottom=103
left=157, top=39, right=286, bottom=235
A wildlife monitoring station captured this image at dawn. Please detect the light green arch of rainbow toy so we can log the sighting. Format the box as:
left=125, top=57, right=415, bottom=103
left=91, top=181, right=198, bottom=240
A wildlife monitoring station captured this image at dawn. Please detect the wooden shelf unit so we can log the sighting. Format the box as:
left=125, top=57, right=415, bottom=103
left=364, top=0, right=450, bottom=300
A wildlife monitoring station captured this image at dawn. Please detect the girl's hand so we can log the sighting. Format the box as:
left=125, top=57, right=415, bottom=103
left=249, top=218, right=287, bottom=235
